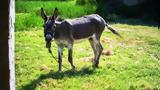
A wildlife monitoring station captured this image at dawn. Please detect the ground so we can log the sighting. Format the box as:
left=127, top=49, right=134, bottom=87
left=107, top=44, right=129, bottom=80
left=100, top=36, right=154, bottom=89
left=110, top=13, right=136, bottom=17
left=15, top=23, right=160, bottom=90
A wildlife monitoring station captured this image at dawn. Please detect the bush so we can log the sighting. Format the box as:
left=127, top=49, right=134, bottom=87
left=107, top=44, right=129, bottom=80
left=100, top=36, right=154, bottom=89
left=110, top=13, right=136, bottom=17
left=76, top=0, right=96, bottom=5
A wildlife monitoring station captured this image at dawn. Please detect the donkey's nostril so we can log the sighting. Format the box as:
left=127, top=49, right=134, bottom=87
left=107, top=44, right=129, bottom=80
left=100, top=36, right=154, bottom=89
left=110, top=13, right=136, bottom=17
left=45, top=34, right=52, bottom=41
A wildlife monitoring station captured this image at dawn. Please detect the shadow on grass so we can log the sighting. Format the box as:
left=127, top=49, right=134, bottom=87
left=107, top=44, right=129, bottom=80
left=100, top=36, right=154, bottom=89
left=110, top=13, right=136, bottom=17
left=21, top=67, right=95, bottom=90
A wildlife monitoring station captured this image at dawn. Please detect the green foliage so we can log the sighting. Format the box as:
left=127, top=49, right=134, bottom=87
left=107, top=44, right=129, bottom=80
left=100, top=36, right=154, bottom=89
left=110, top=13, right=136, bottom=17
left=95, top=0, right=109, bottom=20
left=15, top=0, right=74, bottom=1
left=15, top=13, right=43, bottom=31
left=76, top=0, right=96, bottom=5
left=15, top=1, right=96, bottom=31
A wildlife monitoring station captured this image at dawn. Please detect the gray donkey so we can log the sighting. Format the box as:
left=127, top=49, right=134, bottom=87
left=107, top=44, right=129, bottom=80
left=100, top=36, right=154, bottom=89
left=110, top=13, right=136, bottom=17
left=41, top=8, right=121, bottom=71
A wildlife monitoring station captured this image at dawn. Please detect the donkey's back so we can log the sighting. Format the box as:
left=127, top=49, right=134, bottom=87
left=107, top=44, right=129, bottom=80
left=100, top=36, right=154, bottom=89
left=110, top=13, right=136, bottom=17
left=66, top=14, right=106, bottom=39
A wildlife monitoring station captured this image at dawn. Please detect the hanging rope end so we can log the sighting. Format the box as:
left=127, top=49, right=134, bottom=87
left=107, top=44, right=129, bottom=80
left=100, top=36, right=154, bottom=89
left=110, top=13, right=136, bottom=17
left=48, top=48, right=52, bottom=53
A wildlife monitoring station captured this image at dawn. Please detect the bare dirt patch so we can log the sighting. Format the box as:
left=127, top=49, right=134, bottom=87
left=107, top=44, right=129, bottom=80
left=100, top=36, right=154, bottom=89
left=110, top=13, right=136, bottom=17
left=102, top=49, right=114, bottom=56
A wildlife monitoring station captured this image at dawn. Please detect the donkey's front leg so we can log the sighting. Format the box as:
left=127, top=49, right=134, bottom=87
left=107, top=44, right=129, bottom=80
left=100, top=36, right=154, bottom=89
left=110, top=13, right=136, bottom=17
left=58, top=46, right=63, bottom=72
left=68, top=44, right=75, bottom=70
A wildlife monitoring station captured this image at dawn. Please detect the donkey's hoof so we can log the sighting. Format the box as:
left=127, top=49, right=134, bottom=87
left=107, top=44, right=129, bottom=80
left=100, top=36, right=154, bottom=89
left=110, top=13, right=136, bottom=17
left=58, top=69, right=62, bottom=73
left=92, top=64, right=99, bottom=68
left=71, top=67, right=76, bottom=72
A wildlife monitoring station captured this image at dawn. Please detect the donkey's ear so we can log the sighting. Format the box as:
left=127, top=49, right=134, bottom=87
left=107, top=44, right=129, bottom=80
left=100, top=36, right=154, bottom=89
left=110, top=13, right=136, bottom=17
left=52, top=7, right=59, bottom=21
left=41, top=8, right=47, bottom=21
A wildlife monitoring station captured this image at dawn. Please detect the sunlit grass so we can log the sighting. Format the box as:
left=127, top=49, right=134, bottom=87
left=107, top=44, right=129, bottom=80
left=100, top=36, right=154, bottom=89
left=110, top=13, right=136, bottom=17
left=15, top=24, right=160, bottom=90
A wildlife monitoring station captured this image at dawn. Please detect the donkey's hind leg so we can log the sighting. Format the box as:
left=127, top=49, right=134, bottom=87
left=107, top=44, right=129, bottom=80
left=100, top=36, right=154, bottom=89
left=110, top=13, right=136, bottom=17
left=93, top=34, right=103, bottom=67
left=94, top=41, right=103, bottom=67
left=89, top=37, right=103, bottom=67
left=89, top=38, right=96, bottom=58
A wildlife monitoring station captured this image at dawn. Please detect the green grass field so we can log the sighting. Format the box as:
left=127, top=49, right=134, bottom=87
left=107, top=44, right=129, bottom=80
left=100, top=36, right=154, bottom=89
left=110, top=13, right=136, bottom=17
left=15, top=1, right=96, bottom=31
left=15, top=1, right=160, bottom=90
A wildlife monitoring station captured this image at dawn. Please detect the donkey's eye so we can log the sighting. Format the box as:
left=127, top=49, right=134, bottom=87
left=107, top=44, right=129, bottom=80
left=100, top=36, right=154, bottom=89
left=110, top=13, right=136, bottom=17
left=52, top=25, right=56, bottom=28
left=54, top=26, right=56, bottom=28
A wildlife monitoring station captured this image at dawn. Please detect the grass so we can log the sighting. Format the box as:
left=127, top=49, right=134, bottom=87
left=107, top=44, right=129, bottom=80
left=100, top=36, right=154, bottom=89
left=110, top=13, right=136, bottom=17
left=16, top=0, right=96, bottom=17
left=15, top=24, right=160, bottom=90
left=15, top=1, right=96, bottom=31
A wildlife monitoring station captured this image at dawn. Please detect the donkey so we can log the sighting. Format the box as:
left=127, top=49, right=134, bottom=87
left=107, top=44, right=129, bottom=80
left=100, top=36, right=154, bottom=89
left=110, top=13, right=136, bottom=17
left=40, top=8, right=121, bottom=71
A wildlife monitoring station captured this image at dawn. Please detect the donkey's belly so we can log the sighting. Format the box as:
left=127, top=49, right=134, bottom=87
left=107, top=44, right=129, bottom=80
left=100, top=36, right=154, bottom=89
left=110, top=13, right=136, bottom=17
left=72, top=33, right=93, bottom=40
left=71, top=24, right=95, bottom=39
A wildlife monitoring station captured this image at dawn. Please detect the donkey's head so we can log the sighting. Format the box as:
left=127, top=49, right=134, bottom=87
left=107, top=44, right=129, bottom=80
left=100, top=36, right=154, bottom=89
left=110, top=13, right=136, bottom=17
left=41, top=8, right=59, bottom=48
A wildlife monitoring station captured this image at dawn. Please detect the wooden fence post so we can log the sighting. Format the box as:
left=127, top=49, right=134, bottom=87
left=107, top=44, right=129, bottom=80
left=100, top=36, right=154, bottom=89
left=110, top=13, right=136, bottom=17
left=0, top=0, right=15, bottom=90
left=9, top=0, right=15, bottom=90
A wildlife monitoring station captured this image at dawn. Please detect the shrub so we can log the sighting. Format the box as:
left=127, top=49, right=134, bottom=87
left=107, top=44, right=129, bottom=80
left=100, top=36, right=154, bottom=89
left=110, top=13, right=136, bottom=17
left=76, top=0, right=96, bottom=5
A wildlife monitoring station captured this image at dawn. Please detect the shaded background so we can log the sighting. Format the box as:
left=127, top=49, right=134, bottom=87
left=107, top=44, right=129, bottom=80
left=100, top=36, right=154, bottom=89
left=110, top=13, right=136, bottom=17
left=16, top=0, right=160, bottom=23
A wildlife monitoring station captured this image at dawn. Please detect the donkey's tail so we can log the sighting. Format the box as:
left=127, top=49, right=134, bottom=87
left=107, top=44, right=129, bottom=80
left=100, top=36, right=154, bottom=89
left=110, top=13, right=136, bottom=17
left=105, top=23, right=122, bottom=38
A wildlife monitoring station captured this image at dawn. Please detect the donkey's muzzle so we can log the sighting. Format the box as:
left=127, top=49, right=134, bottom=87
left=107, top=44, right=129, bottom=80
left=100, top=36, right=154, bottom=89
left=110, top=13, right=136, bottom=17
left=45, top=34, right=52, bottom=48
left=45, top=34, right=52, bottom=41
